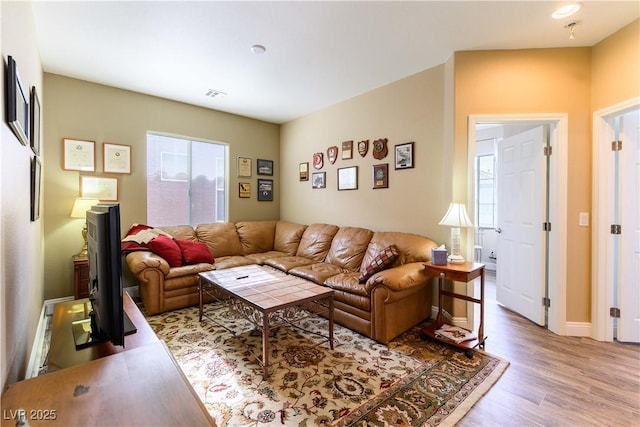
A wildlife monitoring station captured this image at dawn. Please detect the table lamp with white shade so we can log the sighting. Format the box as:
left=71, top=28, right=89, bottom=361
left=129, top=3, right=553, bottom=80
left=70, top=197, right=99, bottom=258
left=438, top=202, right=474, bottom=264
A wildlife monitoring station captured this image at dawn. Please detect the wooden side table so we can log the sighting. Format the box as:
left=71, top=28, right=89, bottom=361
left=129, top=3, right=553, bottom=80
left=73, top=255, right=90, bottom=299
left=421, top=261, right=486, bottom=356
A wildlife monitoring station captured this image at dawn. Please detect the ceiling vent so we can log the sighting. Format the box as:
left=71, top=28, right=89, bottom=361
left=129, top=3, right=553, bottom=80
left=205, top=89, right=227, bottom=98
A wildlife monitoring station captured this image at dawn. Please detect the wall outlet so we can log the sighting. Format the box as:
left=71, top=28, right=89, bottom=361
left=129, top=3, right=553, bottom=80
left=489, top=249, right=496, bottom=259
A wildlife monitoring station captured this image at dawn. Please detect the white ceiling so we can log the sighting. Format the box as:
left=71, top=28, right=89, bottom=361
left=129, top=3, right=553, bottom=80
left=31, top=1, right=639, bottom=124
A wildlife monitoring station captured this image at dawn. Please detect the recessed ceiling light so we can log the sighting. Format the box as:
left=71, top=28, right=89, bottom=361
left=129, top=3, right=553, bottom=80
left=251, top=44, right=266, bottom=54
left=552, top=3, right=582, bottom=19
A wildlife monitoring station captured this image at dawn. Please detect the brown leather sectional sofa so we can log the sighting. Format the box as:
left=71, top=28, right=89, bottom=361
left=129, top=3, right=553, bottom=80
left=125, top=220, right=439, bottom=343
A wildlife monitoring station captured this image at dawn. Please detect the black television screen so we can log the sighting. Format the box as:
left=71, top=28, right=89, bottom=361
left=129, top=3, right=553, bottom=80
left=72, top=203, right=135, bottom=348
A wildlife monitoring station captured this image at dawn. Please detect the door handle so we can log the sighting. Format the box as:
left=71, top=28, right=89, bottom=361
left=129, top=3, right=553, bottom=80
left=495, top=228, right=502, bottom=234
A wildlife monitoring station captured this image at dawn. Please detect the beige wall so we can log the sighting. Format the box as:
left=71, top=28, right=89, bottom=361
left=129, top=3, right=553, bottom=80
left=592, top=20, right=640, bottom=112
left=43, top=74, right=280, bottom=300
left=281, top=65, right=451, bottom=246
left=1, top=1, right=44, bottom=388
left=454, top=47, right=593, bottom=322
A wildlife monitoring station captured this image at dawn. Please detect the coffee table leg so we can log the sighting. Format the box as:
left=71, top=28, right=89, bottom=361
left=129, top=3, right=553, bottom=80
left=329, top=296, right=334, bottom=350
left=262, top=312, right=269, bottom=379
left=199, top=278, right=204, bottom=322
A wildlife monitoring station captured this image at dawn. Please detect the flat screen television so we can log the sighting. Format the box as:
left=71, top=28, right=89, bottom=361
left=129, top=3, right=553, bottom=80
left=72, top=203, right=136, bottom=348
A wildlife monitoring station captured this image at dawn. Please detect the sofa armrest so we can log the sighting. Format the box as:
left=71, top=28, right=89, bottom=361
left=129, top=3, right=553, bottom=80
left=367, top=262, right=429, bottom=292
left=126, top=251, right=171, bottom=277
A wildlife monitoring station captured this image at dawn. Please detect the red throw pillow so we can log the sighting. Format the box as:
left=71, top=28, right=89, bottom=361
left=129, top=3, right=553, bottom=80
left=176, top=239, right=214, bottom=265
left=359, top=245, right=399, bottom=283
left=147, top=234, right=183, bottom=267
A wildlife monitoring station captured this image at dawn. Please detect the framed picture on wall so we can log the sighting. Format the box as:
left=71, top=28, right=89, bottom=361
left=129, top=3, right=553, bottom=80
left=299, top=162, right=309, bottom=181
left=31, top=156, right=41, bottom=221
left=239, top=182, right=251, bottom=198
left=337, top=166, right=358, bottom=191
left=6, top=56, right=30, bottom=146
left=257, top=159, right=273, bottom=176
left=394, top=141, right=414, bottom=169
left=63, top=138, right=96, bottom=172
left=237, top=156, right=252, bottom=177
left=30, top=86, right=40, bottom=155
left=257, top=179, right=273, bottom=201
left=103, top=143, right=132, bottom=174
left=312, top=172, right=326, bottom=189
left=372, top=164, right=389, bottom=189
left=80, top=176, right=118, bottom=201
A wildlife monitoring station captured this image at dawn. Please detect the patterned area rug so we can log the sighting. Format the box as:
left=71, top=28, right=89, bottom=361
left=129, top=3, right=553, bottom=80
left=146, top=302, right=508, bottom=426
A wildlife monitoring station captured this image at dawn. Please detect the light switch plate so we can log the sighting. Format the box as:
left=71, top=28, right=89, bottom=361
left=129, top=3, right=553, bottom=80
left=579, top=212, right=589, bottom=226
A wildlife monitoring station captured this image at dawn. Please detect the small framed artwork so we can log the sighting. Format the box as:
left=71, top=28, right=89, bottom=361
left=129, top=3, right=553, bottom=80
left=80, top=176, right=118, bottom=201
left=337, top=166, right=358, bottom=191
left=31, top=157, right=41, bottom=221
left=373, top=164, right=389, bottom=189
left=6, top=56, right=30, bottom=146
left=30, top=86, right=40, bottom=156
left=395, top=141, right=414, bottom=169
left=103, top=143, right=132, bottom=174
left=342, top=140, right=353, bottom=160
left=63, top=138, right=96, bottom=172
left=239, top=182, right=251, bottom=198
left=237, top=156, right=252, bottom=178
left=312, top=172, right=326, bottom=189
left=257, top=179, right=273, bottom=201
left=257, top=159, right=274, bottom=176
left=299, top=162, right=309, bottom=181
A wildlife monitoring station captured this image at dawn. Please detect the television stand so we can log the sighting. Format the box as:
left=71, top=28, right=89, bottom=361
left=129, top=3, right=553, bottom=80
left=71, top=300, right=137, bottom=349
left=48, top=292, right=156, bottom=372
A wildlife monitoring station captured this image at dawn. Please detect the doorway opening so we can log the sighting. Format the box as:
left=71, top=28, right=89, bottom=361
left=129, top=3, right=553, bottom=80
left=467, top=114, right=568, bottom=336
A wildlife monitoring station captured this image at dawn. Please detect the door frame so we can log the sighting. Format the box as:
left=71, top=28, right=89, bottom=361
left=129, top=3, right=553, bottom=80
left=592, top=96, right=640, bottom=342
left=467, top=113, right=568, bottom=335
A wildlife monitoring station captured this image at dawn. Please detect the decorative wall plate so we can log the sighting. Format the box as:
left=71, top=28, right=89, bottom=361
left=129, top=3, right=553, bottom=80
left=372, top=138, right=388, bottom=160
left=327, top=146, right=338, bottom=164
left=313, top=152, right=324, bottom=169
left=358, top=140, right=369, bottom=157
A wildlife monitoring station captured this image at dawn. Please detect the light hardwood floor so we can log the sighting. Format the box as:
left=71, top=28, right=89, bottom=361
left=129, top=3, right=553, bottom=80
left=459, top=271, right=640, bottom=427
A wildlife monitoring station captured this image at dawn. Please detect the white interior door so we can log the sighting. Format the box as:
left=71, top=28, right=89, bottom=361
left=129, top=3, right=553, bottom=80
left=617, top=108, right=640, bottom=343
left=496, top=126, right=546, bottom=325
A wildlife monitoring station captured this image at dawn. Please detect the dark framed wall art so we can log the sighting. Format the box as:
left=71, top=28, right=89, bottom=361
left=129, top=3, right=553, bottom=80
left=337, top=166, right=358, bottom=191
left=394, top=141, right=414, bottom=169
left=257, top=159, right=273, bottom=176
left=30, top=86, right=40, bottom=155
left=257, top=179, right=273, bottom=201
left=6, top=56, right=30, bottom=146
left=31, top=157, right=41, bottom=221
left=372, top=164, right=389, bottom=189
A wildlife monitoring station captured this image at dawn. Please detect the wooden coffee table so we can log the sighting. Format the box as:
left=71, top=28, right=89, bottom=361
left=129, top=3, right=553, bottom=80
left=198, top=265, right=334, bottom=379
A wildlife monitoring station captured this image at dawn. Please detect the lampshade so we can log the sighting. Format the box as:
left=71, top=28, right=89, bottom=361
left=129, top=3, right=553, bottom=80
left=438, top=203, right=474, bottom=228
left=439, top=202, right=473, bottom=264
left=70, top=198, right=99, bottom=219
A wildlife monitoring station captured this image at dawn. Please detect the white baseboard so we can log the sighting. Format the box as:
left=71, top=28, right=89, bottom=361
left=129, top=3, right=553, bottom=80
left=565, top=321, right=592, bottom=337
left=26, top=296, right=74, bottom=379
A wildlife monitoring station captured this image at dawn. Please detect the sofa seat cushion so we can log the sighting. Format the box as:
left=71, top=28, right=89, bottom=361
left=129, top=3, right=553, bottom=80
left=265, top=256, right=315, bottom=272
left=289, top=262, right=347, bottom=285
left=214, top=255, right=256, bottom=270
left=165, top=263, right=214, bottom=280
left=324, top=272, right=369, bottom=296
left=245, top=251, right=288, bottom=265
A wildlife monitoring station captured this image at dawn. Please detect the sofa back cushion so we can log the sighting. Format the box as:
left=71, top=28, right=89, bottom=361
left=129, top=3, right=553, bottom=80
left=158, top=225, right=197, bottom=241
left=296, top=223, right=339, bottom=261
left=274, top=221, right=307, bottom=255
left=195, top=223, right=243, bottom=257
left=362, top=231, right=438, bottom=270
left=236, top=221, right=277, bottom=255
left=325, top=226, right=374, bottom=270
